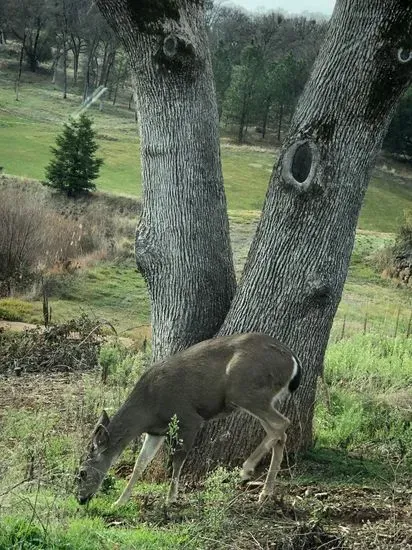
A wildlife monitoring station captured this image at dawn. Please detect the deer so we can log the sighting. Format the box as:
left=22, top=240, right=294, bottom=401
left=76, top=332, right=302, bottom=507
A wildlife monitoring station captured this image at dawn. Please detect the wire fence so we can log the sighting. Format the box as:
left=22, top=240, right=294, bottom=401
left=330, top=306, right=412, bottom=344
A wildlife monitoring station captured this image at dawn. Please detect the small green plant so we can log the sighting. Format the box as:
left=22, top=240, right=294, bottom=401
left=165, top=414, right=183, bottom=459
left=193, top=467, right=238, bottom=541
left=44, top=114, right=103, bottom=196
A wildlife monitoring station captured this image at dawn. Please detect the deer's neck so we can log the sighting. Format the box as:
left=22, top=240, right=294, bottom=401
left=106, top=390, right=146, bottom=461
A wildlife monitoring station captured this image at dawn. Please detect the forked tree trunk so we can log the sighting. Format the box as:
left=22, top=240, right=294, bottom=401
left=96, top=0, right=412, bottom=478
left=185, top=0, right=412, bottom=477
left=96, top=0, right=236, bottom=359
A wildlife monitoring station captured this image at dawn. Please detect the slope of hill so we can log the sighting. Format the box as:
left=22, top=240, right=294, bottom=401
left=1, top=45, right=412, bottom=232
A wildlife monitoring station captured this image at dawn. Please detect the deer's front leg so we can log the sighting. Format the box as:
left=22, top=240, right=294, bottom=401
left=114, top=434, right=165, bottom=507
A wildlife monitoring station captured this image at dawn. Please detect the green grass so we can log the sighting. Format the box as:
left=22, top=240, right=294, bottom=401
left=2, top=62, right=412, bottom=228
left=0, top=118, right=141, bottom=197
left=0, top=298, right=38, bottom=322
left=0, top=509, right=188, bottom=550
left=10, top=262, right=151, bottom=334
left=0, top=334, right=410, bottom=549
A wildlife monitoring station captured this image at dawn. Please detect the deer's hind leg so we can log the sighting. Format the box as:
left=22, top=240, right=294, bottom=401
left=239, top=397, right=290, bottom=502
left=258, top=407, right=290, bottom=503
left=240, top=422, right=275, bottom=482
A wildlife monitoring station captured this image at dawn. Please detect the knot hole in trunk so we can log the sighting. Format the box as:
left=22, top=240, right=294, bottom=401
left=157, top=33, right=198, bottom=75
left=281, top=140, right=319, bottom=192
left=397, top=48, right=412, bottom=64
left=163, top=35, right=178, bottom=58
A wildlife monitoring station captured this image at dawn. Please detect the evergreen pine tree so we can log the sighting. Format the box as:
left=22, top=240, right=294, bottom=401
left=44, top=114, right=103, bottom=196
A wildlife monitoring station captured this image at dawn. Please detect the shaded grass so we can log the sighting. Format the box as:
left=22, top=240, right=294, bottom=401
left=299, top=447, right=406, bottom=486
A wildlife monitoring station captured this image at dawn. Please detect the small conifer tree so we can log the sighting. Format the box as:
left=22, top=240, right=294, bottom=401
left=44, top=114, right=103, bottom=196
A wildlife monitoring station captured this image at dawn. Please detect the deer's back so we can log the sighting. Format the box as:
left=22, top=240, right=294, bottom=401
left=135, top=333, right=298, bottom=430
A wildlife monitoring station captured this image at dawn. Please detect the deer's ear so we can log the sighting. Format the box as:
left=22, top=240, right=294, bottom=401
left=97, top=410, right=110, bottom=427
left=92, top=410, right=110, bottom=450
left=93, top=424, right=109, bottom=450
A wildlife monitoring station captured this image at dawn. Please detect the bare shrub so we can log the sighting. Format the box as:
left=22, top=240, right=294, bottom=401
left=394, top=210, right=412, bottom=257
left=0, top=314, right=105, bottom=375
left=0, top=185, right=48, bottom=294
left=0, top=181, right=116, bottom=295
left=371, top=245, right=395, bottom=273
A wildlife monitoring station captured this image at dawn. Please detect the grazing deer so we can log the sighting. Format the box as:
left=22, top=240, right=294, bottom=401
left=76, top=333, right=301, bottom=506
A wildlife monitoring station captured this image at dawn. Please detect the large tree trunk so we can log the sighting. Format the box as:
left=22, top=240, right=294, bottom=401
left=185, top=0, right=412, bottom=477
left=96, top=0, right=236, bottom=360
left=96, top=0, right=412, bottom=480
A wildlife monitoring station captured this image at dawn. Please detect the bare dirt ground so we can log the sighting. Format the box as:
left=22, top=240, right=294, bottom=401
left=0, top=320, right=39, bottom=332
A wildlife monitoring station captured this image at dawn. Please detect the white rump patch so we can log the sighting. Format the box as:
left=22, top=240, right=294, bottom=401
left=270, top=355, right=299, bottom=409
left=291, top=356, right=299, bottom=380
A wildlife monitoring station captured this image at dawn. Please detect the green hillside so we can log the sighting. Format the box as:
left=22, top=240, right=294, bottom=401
left=1, top=61, right=412, bottom=231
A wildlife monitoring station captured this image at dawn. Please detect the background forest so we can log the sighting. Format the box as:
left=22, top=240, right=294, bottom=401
left=0, top=1, right=411, bottom=549
left=1, top=0, right=411, bottom=152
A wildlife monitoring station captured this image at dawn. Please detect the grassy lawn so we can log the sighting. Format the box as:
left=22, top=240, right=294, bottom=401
left=2, top=66, right=412, bottom=228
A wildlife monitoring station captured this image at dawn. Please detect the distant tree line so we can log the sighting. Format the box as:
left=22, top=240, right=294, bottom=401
left=207, top=4, right=327, bottom=142
left=1, top=0, right=411, bottom=154
left=0, top=0, right=130, bottom=106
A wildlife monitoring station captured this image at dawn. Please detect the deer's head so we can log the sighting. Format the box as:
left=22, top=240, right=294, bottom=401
left=76, top=410, right=112, bottom=504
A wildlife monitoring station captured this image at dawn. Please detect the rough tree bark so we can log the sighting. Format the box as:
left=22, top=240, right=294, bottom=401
left=96, top=0, right=236, bottom=359
left=96, top=0, right=412, bottom=478
left=185, top=0, right=412, bottom=476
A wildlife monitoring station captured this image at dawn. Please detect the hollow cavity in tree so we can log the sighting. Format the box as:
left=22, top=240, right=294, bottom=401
left=397, top=48, right=412, bottom=64
left=163, top=35, right=178, bottom=58
left=281, top=140, right=319, bottom=191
